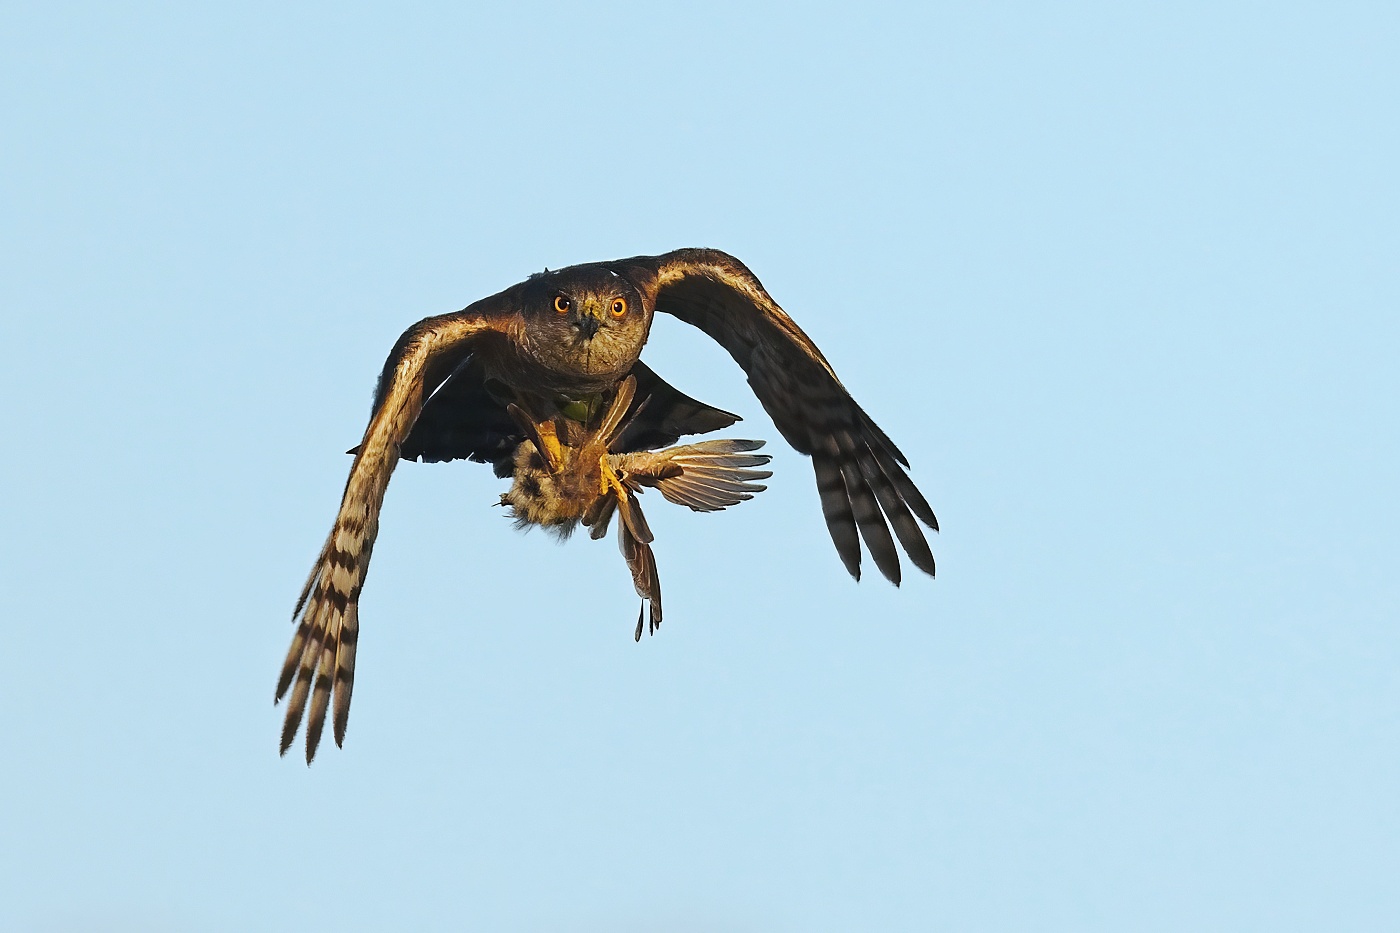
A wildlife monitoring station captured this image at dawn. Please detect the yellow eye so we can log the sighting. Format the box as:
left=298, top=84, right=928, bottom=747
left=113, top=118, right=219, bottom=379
left=553, top=295, right=571, bottom=314
left=610, top=297, right=627, bottom=317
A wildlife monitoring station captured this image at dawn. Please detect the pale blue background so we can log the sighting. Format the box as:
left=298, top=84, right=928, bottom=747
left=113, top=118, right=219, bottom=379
left=2, top=2, right=1397, bottom=930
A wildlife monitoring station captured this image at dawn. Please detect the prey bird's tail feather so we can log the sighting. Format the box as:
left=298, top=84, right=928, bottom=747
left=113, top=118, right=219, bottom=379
left=617, top=488, right=662, bottom=641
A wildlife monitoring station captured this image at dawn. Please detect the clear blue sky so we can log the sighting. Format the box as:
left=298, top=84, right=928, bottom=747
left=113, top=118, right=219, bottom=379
left=3, top=2, right=1397, bottom=930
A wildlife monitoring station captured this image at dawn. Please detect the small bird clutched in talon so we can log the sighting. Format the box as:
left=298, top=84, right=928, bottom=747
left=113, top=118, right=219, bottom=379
left=277, top=249, right=938, bottom=762
left=498, top=374, right=772, bottom=639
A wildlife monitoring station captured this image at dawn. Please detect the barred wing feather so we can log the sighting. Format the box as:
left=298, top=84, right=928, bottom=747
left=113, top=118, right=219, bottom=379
left=275, top=306, right=510, bottom=763
left=620, top=249, right=937, bottom=585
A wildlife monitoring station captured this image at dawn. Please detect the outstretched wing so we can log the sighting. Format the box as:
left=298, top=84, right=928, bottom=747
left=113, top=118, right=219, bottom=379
left=617, top=248, right=937, bottom=585
left=276, top=299, right=518, bottom=763
left=618, top=439, right=773, bottom=513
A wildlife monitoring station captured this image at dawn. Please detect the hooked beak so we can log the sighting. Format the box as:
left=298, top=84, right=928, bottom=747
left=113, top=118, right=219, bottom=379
left=575, top=311, right=601, bottom=340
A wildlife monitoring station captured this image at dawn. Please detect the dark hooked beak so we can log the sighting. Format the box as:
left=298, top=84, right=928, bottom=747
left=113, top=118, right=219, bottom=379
left=576, top=313, right=601, bottom=340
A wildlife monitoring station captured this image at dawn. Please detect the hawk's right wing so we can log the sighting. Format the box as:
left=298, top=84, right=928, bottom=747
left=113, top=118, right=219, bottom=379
left=276, top=298, right=519, bottom=763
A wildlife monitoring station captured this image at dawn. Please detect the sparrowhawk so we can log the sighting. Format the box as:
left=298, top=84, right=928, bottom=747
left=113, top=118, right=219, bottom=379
left=277, top=248, right=938, bottom=762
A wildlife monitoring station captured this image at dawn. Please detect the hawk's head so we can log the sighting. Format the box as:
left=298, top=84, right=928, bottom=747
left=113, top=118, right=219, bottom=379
left=520, top=264, right=652, bottom=382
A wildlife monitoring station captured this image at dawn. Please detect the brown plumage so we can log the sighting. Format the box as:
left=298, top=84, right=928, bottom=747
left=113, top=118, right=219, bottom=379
left=277, top=249, right=937, bottom=762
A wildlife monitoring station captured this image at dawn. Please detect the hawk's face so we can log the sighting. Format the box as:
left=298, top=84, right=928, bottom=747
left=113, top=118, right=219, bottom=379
left=521, top=267, right=651, bottom=382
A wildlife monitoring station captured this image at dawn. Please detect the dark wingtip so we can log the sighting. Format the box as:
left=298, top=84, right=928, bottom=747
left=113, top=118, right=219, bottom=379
left=835, top=532, right=862, bottom=582
left=279, top=699, right=305, bottom=758
left=909, top=547, right=936, bottom=579
left=827, top=533, right=860, bottom=579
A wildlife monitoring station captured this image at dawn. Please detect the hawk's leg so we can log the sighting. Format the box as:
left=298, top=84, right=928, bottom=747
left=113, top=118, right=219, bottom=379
left=506, top=402, right=564, bottom=473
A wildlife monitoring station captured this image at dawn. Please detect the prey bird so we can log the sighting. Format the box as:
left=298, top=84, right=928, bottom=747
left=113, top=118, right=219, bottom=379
left=277, top=249, right=938, bottom=762
left=500, top=372, right=774, bottom=640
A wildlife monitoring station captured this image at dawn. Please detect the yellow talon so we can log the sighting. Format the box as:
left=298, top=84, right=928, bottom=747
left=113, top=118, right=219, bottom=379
left=537, top=422, right=564, bottom=473
left=599, top=455, right=627, bottom=499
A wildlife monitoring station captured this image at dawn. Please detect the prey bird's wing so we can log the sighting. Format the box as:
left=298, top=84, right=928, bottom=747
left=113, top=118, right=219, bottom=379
left=619, top=439, right=773, bottom=513
left=617, top=249, right=937, bottom=585
left=276, top=298, right=519, bottom=763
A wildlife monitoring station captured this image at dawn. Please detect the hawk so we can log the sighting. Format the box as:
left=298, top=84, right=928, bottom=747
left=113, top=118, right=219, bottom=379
left=277, top=249, right=938, bottom=762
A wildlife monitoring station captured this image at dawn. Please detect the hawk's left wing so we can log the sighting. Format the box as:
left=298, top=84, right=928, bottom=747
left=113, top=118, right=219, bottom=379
left=615, top=248, right=937, bottom=586
left=276, top=299, right=518, bottom=763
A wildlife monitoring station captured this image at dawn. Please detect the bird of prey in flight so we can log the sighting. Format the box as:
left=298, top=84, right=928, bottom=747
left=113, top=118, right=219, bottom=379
left=277, top=248, right=938, bottom=762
